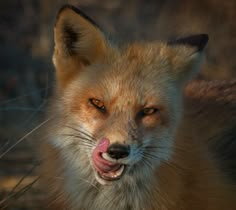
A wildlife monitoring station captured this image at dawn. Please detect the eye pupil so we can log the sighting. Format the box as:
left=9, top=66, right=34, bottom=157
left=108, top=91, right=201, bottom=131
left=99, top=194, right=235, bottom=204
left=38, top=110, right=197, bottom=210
left=89, top=98, right=106, bottom=113
left=142, top=108, right=158, bottom=116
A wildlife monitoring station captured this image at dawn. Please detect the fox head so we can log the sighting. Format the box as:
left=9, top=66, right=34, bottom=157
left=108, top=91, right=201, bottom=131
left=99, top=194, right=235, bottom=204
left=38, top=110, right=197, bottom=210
left=51, top=5, right=208, bottom=188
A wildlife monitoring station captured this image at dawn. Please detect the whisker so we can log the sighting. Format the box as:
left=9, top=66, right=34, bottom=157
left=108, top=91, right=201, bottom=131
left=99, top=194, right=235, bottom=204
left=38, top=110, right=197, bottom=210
left=143, top=145, right=186, bottom=153
left=141, top=155, right=155, bottom=170
left=62, top=134, right=95, bottom=144
left=62, top=136, right=95, bottom=150
left=142, top=151, right=184, bottom=172
left=143, top=146, right=186, bottom=160
left=65, top=125, right=96, bottom=141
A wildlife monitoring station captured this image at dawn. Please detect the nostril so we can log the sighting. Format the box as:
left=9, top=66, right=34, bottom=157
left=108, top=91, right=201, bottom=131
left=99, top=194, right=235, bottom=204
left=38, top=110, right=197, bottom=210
left=107, top=144, right=130, bottom=159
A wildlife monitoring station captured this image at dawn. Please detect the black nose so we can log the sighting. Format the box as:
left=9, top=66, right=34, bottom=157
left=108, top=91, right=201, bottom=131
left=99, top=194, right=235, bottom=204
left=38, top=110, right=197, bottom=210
left=107, top=144, right=130, bottom=159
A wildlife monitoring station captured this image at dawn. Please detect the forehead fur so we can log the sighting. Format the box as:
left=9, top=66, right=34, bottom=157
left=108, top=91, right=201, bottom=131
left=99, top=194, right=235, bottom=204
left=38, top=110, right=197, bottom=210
left=66, top=42, right=180, bottom=112
left=82, top=41, right=194, bottom=87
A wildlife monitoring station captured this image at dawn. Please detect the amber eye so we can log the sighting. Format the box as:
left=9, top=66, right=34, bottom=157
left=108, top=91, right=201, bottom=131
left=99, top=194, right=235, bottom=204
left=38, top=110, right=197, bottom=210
left=89, top=98, right=106, bottom=113
left=141, top=107, right=159, bottom=116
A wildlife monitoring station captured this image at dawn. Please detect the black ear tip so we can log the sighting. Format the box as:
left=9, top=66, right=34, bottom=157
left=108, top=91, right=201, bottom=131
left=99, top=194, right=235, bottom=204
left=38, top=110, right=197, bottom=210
left=56, top=4, right=76, bottom=22
left=56, top=4, right=99, bottom=29
left=197, top=34, right=209, bottom=50
left=200, top=33, right=209, bottom=42
left=168, top=34, right=209, bottom=51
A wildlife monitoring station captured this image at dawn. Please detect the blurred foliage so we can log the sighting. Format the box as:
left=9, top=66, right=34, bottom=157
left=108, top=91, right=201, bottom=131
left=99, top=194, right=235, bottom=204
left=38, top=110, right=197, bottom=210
left=0, top=0, right=235, bottom=209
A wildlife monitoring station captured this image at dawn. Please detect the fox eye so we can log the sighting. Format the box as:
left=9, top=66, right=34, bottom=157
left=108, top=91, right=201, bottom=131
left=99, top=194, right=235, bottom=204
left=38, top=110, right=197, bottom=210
left=141, top=107, right=159, bottom=116
left=89, top=98, right=106, bottom=113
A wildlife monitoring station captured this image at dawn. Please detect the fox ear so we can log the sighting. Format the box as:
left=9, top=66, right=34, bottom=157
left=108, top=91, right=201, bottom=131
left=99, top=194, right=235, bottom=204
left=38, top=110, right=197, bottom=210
left=167, top=34, right=209, bottom=85
left=53, top=5, right=110, bottom=88
left=167, top=34, right=209, bottom=52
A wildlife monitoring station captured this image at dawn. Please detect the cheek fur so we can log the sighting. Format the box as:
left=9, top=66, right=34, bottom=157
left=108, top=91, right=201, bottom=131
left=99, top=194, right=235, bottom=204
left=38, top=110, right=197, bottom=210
left=142, top=129, right=175, bottom=163
left=142, top=115, right=160, bottom=128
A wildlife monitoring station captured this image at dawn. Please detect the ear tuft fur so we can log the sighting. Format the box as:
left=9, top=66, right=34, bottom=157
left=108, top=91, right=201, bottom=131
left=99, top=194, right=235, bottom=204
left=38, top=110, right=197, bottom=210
left=62, top=24, right=80, bottom=56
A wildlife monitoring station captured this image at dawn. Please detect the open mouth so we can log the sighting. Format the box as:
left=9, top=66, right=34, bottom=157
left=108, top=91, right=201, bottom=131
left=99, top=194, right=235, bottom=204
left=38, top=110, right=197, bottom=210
left=93, top=151, right=126, bottom=182
left=95, top=161, right=125, bottom=181
left=92, top=139, right=126, bottom=183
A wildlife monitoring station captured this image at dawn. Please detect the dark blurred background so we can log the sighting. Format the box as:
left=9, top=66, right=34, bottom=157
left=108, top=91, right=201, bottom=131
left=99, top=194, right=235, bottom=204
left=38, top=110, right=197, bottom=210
left=0, top=0, right=235, bottom=209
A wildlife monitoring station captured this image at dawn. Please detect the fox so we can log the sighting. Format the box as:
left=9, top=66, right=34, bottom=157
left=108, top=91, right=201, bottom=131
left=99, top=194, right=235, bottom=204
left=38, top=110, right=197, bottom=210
left=39, top=4, right=236, bottom=210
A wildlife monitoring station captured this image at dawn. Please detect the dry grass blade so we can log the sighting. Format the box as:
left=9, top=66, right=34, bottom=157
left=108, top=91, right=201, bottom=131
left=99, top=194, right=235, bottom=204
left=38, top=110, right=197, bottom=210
left=0, top=118, right=51, bottom=160
left=0, top=176, right=40, bottom=210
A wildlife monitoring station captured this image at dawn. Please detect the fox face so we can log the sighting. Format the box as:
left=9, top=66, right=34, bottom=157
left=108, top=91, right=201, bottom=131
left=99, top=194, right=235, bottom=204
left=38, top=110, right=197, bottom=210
left=55, top=45, right=183, bottom=185
left=48, top=5, right=208, bottom=207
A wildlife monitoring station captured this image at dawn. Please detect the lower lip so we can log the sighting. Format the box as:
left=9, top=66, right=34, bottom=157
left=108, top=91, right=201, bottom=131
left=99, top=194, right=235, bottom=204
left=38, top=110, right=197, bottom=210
left=96, top=165, right=126, bottom=181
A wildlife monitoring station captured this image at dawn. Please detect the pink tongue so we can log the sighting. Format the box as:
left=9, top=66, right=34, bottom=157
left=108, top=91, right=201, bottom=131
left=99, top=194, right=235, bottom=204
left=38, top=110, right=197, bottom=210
left=95, top=138, right=110, bottom=153
left=92, top=138, right=121, bottom=173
